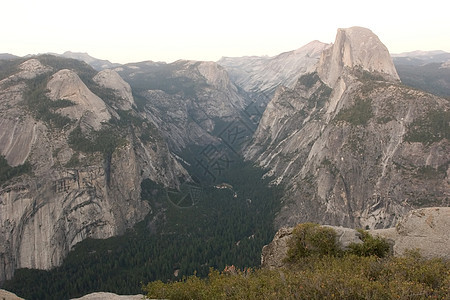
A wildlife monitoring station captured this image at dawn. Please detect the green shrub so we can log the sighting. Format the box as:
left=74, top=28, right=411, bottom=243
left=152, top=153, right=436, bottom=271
left=64, top=152, right=80, bottom=168
left=298, top=72, right=320, bottom=89
left=285, top=223, right=341, bottom=262
left=143, top=252, right=450, bottom=300
left=0, top=155, right=32, bottom=185
left=347, top=229, right=391, bottom=257
left=335, top=97, right=373, bottom=126
left=68, top=126, right=126, bottom=156
left=405, top=110, right=450, bottom=145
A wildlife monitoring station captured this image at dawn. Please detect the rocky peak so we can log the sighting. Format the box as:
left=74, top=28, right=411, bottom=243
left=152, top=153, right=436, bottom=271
left=47, top=69, right=111, bottom=130
left=317, top=26, right=400, bottom=87
left=171, top=60, right=245, bottom=107
left=16, top=59, right=52, bottom=79
left=197, top=61, right=236, bottom=92
left=93, top=69, right=134, bottom=110
left=291, top=40, right=329, bottom=57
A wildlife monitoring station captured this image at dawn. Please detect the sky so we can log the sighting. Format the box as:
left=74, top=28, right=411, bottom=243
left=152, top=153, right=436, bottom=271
left=2, top=0, right=449, bottom=64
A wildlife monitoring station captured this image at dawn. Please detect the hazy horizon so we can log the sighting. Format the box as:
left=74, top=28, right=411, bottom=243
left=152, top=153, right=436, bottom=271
left=3, top=0, right=450, bottom=64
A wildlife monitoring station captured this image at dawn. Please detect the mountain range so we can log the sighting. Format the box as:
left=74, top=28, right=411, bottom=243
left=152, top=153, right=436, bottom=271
left=0, top=26, right=449, bottom=296
left=392, top=51, right=450, bottom=98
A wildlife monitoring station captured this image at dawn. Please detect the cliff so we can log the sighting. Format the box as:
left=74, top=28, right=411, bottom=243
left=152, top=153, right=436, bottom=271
left=0, top=56, right=189, bottom=282
left=245, top=27, right=449, bottom=229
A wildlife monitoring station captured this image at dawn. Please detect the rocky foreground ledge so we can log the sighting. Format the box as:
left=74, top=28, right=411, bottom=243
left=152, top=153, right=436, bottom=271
left=70, top=292, right=144, bottom=300
left=0, top=290, right=146, bottom=300
left=0, top=289, right=24, bottom=300
left=261, top=207, right=450, bottom=269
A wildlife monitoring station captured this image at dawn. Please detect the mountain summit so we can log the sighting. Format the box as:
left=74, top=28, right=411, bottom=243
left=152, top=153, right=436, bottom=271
left=318, top=26, right=399, bottom=87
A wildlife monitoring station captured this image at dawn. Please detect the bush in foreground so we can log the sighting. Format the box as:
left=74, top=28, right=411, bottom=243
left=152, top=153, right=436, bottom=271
left=285, top=223, right=341, bottom=262
left=347, top=229, right=391, bottom=257
left=143, top=251, right=449, bottom=299
left=143, top=224, right=447, bottom=299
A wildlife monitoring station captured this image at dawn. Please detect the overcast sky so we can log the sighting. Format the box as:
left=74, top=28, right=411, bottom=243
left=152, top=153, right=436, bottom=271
left=2, top=0, right=449, bottom=64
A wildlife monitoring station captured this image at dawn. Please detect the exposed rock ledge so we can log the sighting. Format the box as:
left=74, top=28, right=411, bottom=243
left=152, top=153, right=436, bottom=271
left=70, top=292, right=144, bottom=300
left=262, top=207, right=450, bottom=269
left=0, top=289, right=24, bottom=300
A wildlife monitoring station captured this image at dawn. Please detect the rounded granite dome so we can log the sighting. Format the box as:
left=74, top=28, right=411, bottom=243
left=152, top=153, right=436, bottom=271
left=317, top=26, right=400, bottom=87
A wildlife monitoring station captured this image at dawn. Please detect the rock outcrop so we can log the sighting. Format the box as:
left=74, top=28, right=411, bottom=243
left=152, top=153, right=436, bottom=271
left=0, top=56, right=189, bottom=282
left=0, top=289, right=24, bottom=300
left=372, top=207, right=450, bottom=259
left=93, top=69, right=134, bottom=110
left=15, top=59, right=53, bottom=80
left=245, top=27, right=449, bottom=229
left=70, top=292, right=144, bottom=300
left=47, top=69, right=111, bottom=130
left=261, top=207, right=450, bottom=269
left=260, top=227, right=293, bottom=269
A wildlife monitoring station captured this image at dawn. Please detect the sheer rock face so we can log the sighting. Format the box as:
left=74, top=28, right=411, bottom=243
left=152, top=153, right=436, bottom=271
left=93, top=69, right=134, bottom=110
left=261, top=207, right=450, bottom=269
left=317, top=27, right=400, bottom=88
left=0, top=61, right=48, bottom=167
left=245, top=27, right=449, bottom=229
left=219, top=40, right=330, bottom=104
left=0, top=57, right=189, bottom=282
left=47, top=69, right=111, bottom=130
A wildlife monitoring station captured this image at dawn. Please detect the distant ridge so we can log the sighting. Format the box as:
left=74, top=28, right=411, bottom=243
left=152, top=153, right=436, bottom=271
left=392, top=50, right=448, bottom=57
left=58, top=51, right=121, bottom=70
left=392, top=50, right=450, bottom=97
left=0, top=53, right=19, bottom=60
left=392, top=50, right=450, bottom=65
left=218, top=40, right=330, bottom=105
